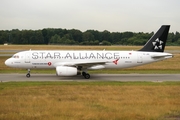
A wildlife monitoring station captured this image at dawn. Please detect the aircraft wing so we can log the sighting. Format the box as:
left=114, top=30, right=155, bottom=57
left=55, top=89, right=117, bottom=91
left=54, top=60, right=111, bottom=69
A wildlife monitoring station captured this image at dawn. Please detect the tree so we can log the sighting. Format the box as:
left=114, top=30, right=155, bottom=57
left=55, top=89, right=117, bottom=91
left=82, top=32, right=95, bottom=42
left=111, top=32, right=122, bottom=44
left=42, top=29, right=48, bottom=44
left=25, top=30, right=44, bottom=44
left=101, top=30, right=111, bottom=43
left=86, top=30, right=101, bottom=42
left=49, top=34, right=61, bottom=44
left=177, top=38, right=180, bottom=45
left=100, top=40, right=111, bottom=45
left=0, top=31, right=9, bottom=44
left=0, top=27, right=180, bottom=45
left=69, top=29, right=82, bottom=43
left=61, top=34, right=76, bottom=45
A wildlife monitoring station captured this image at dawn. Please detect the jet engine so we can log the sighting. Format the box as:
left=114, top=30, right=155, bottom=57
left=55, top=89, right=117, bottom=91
left=56, top=66, right=80, bottom=76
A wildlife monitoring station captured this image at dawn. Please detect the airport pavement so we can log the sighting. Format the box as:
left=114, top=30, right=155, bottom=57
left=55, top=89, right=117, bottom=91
left=0, top=74, right=180, bottom=82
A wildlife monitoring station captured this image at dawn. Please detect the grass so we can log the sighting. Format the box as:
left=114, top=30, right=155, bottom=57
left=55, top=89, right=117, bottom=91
left=0, top=45, right=180, bottom=120
left=0, top=81, right=180, bottom=120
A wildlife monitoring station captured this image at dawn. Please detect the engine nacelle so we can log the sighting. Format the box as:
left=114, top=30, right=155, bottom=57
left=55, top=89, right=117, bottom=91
left=56, top=66, right=80, bottom=76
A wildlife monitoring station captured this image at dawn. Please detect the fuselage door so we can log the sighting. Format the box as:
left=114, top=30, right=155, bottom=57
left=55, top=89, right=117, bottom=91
left=137, top=53, right=143, bottom=63
left=25, top=52, right=31, bottom=63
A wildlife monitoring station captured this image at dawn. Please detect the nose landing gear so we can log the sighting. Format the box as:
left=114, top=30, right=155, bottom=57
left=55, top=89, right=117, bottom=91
left=26, top=69, right=31, bottom=78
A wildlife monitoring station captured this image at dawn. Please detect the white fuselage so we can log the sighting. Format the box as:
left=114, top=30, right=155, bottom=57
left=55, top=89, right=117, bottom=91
left=5, top=50, right=172, bottom=70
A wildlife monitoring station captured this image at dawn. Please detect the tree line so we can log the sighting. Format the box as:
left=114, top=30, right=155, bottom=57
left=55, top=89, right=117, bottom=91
left=0, top=28, right=180, bottom=45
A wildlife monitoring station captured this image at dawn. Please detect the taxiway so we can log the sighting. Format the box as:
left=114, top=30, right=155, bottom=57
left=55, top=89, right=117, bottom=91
left=0, top=74, right=179, bottom=82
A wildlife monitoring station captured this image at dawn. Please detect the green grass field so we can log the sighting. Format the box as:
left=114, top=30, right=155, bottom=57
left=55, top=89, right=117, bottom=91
left=0, top=81, right=180, bottom=120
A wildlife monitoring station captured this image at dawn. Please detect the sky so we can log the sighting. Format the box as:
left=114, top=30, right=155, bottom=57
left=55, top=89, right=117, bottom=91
left=0, top=0, right=180, bottom=32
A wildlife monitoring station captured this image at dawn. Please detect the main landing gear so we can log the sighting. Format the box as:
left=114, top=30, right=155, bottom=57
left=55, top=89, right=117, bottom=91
left=26, top=69, right=31, bottom=78
left=82, top=72, right=90, bottom=79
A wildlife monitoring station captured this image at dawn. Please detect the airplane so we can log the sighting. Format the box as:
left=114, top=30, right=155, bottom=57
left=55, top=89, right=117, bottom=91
left=5, top=25, right=173, bottom=79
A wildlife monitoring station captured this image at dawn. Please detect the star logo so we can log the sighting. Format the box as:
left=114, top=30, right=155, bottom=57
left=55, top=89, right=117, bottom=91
left=113, top=58, right=119, bottom=65
left=152, top=38, right=163, bottom=50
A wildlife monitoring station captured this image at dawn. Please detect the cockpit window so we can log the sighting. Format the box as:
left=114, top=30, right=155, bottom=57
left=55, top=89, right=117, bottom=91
left=12, top=55, right=19, bottom=59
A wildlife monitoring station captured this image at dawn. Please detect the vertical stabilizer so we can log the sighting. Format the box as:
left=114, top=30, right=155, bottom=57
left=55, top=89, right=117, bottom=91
left=139, top=25, right=170, bottom=52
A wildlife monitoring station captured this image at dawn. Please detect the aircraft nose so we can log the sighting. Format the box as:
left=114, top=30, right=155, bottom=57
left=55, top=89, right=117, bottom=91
left=5, top=59, right=11, bottom=67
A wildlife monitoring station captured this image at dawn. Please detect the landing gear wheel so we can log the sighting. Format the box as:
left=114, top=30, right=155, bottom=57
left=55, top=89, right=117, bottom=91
left=82, top=72, right=86, bottom=76
left=26, top=73, right=30, bottom=78
left=84, top=73, right=90, bottom=79
left=26, top=69, right=31, bottom=78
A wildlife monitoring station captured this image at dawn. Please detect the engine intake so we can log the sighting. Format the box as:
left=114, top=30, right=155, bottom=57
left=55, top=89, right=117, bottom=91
left=56, top=66, right=80, bottom=76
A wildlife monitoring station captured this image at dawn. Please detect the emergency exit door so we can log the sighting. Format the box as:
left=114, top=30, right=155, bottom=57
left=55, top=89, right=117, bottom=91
left=25, top=52, right=30, bottom=63
left=137, top=53, right=143, bottom=63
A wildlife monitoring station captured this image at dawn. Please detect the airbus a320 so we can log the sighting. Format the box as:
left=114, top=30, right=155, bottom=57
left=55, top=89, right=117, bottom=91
left=5, top=25, right=173, bottom=79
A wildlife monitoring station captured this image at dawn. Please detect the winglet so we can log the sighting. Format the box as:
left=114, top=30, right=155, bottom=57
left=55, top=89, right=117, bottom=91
left=139, top=25, right=170, bottom=52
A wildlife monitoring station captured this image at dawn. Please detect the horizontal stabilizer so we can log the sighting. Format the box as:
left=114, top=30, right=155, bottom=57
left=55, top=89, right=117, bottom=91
left=151, top=53, right=173, bottom=59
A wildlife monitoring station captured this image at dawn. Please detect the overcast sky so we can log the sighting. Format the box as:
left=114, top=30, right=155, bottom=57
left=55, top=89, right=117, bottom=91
left=0, top=0, right=180, bottom=32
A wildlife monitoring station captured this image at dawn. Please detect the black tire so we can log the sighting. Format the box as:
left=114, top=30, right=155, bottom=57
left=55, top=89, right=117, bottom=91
left=84, top=73, right=90, bottom=79
left=26, top=73, right=30, bottom=78
left=82, top=72, right=86, bottom=76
